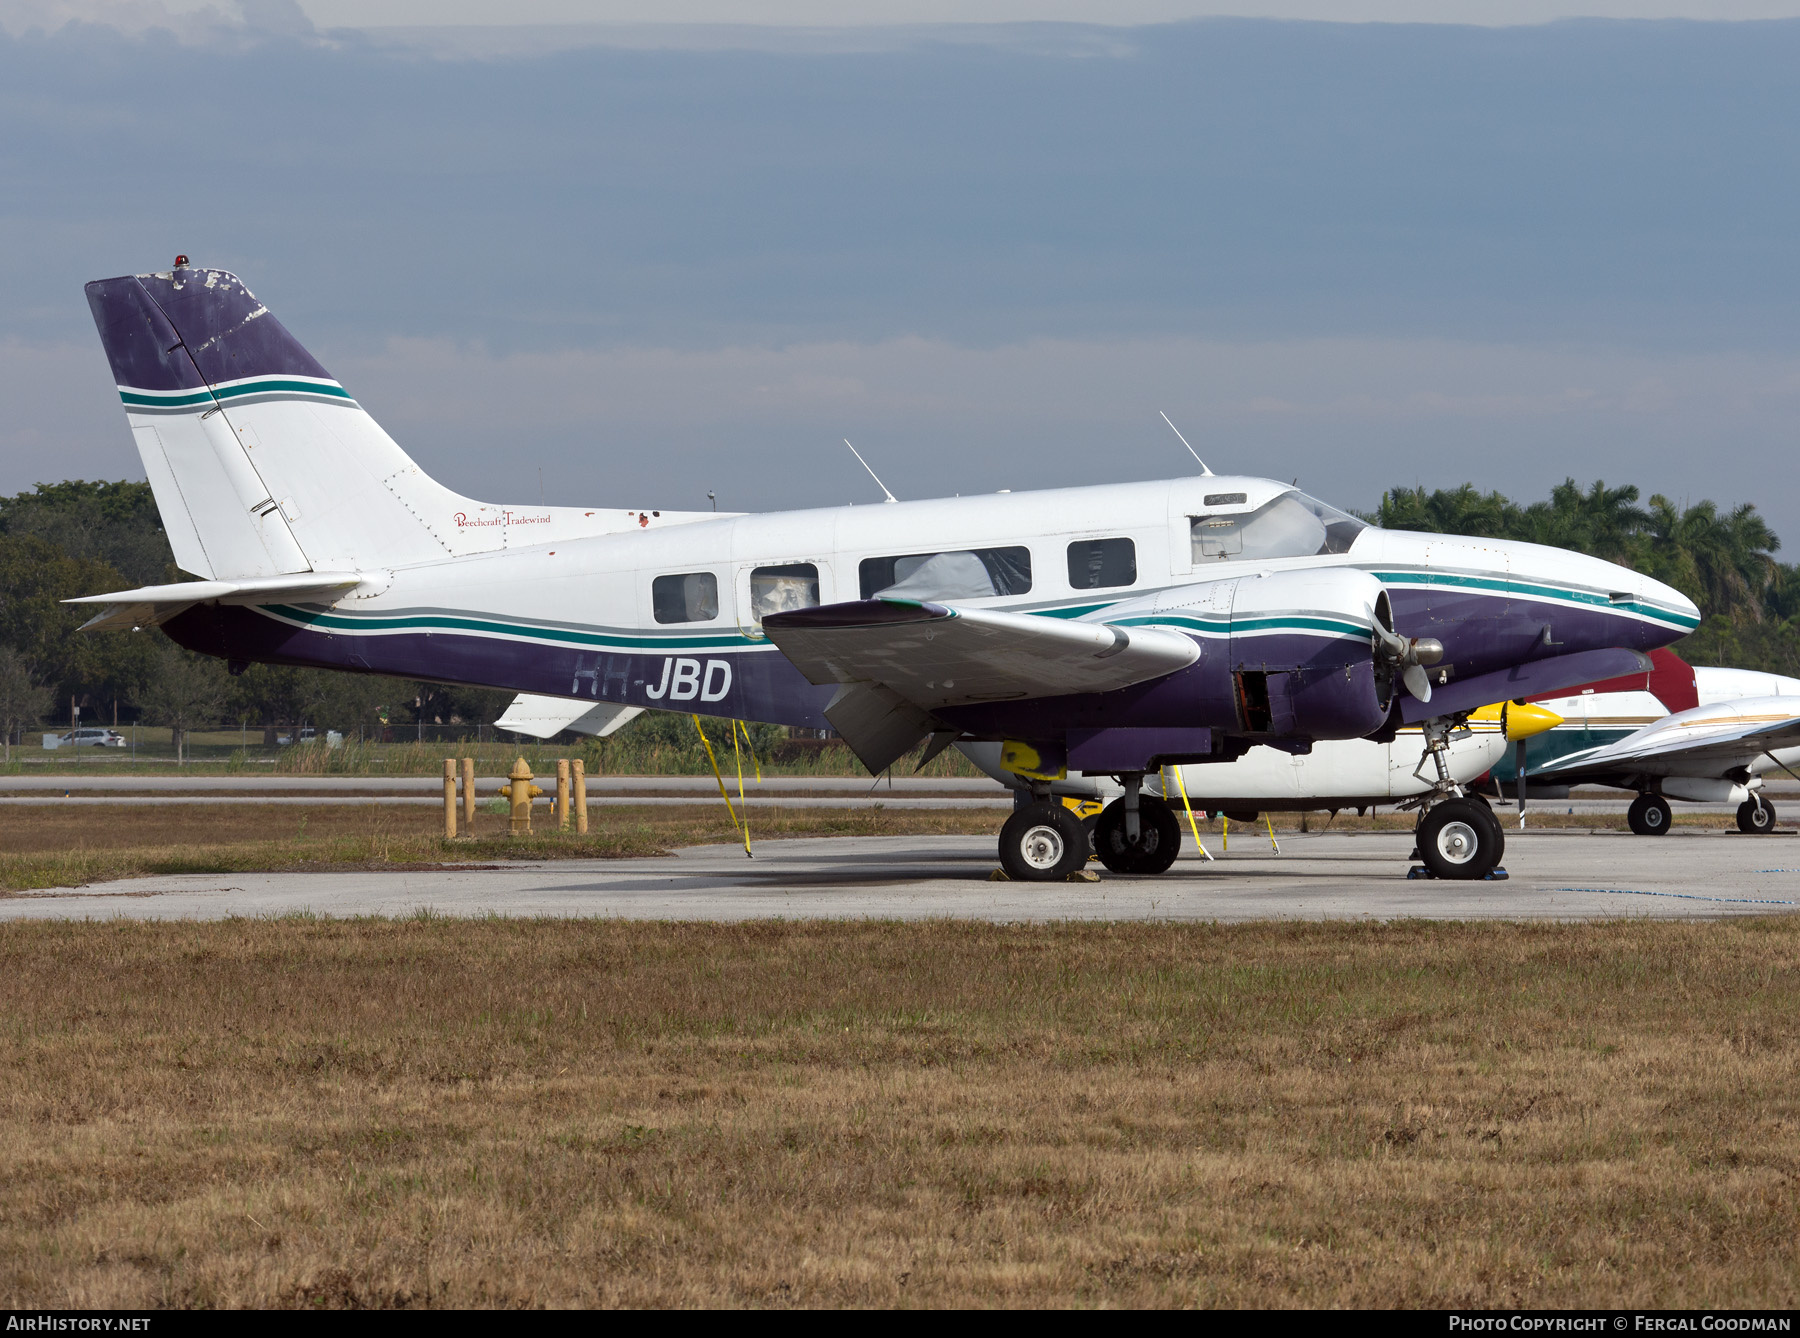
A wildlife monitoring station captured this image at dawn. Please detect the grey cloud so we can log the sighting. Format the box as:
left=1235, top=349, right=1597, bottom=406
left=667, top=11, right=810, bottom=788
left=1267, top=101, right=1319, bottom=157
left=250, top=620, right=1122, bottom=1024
left=14, top=332, right=1800, bottom=540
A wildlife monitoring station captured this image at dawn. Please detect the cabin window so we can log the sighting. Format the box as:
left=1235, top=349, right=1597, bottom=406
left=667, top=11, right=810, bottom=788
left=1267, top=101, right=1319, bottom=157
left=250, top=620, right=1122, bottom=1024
left=1066, top=537, right=1136, bottom=590
left=1190, top=490, right=1366, bottom=563
left=651, top=571, right=720, bottom=623
left=859, top=546, right=1033, bottom=600
left=749, top=563, right=820, bottom=622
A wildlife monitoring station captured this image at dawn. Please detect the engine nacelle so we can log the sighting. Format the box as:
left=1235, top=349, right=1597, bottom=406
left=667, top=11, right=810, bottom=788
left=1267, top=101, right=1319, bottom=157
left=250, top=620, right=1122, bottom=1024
left=939, top=566, right=1393, bottom=755
left=1132, top=565, right=1392, bottom=742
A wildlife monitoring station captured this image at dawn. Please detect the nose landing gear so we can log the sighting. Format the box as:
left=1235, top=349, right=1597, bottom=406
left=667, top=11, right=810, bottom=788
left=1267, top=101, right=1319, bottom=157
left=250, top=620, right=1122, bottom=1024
left=1406, top=716, right=1507, bottom=880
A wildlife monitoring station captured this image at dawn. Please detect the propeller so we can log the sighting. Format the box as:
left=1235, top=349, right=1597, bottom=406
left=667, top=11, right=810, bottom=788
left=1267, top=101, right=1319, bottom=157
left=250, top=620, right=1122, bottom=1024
left=1374, top=624, right=1445, bottom=704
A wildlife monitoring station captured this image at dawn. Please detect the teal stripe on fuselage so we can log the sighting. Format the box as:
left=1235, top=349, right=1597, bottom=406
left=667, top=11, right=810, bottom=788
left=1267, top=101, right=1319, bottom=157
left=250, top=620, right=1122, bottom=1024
left=251, top=561, right=1678, bottom=655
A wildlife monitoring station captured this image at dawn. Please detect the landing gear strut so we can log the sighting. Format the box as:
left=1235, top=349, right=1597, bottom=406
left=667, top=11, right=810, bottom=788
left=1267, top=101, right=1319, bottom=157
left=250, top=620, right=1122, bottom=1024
left=1736, top=793, right=1777, bottom=833
left=1405, top=716, right=1507, bottom=880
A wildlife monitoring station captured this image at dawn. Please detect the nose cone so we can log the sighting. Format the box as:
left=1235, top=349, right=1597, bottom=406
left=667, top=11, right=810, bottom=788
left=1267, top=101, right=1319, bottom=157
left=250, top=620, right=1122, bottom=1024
left=1503, top=701, right=1563, bottom=741
left=1513, top=543, right=1703, bottom=650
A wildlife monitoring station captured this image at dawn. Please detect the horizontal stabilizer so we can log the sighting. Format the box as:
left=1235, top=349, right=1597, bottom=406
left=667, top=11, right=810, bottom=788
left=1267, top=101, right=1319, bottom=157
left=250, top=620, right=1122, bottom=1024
left=65, top=573, right=364, bottom=632
left=494, top=694, right=644, bottom=740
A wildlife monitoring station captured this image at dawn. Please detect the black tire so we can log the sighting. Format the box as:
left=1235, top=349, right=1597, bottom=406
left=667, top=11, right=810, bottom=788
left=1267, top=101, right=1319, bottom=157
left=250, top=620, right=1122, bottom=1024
left=1466, top=795, right=1506, bottom=862
left=1628, top=793, right=1672, bottom=836
left=999, top=802, right=1089, bottom=882
left=1081, top=813, right=1100, bottom=859
left=1417, top=798, right=1504, bottom=880
left=1094, top=796, right=1182, bottom=875
left=1737, top=796, right=1777, bottom=834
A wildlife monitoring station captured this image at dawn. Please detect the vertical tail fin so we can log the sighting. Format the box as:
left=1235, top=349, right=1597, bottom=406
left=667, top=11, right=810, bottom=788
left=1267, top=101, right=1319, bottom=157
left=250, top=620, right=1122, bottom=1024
left=86, top=264, right=527, bottom=580
left=88, top=263, right=717, bottom=579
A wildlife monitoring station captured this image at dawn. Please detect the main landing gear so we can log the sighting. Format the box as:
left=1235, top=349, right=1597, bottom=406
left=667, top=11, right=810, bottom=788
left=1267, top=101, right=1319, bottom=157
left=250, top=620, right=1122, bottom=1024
left=998, top=799, right=1089, bottom=881
left=1627, top=793, right=1672, bottom=836
left=1405, top=716, right=1507, bottom=880
left=1093, top=774, right=1180, bottom=875
left=1737, top=793, right=1777, bottom=833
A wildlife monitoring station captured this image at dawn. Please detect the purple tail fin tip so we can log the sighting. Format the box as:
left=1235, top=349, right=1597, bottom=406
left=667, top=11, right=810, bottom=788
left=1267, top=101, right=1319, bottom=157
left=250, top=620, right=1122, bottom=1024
left=85, top=266, right=333, bottom=394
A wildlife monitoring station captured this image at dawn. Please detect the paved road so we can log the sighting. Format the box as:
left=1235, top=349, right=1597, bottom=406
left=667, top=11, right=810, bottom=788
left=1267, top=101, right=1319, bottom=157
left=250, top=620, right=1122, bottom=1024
left=0, top=775, right=1003, bottom=793
left=5, top=830, right=1798, bottom=922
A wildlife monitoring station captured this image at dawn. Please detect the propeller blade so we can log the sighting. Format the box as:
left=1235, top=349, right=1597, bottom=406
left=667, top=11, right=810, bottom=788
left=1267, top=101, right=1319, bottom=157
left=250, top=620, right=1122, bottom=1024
left=1402, top=663, right=1432, bottom=703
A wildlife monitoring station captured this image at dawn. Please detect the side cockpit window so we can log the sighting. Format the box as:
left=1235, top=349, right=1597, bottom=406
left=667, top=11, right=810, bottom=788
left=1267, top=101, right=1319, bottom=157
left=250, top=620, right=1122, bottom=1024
left=1190, top=490, right=1366, bottom=563
left=652, top=571, right=720, bottom=623
left=859, top=546, right=1033, bottom=600
left=749, top=563, right=820, bottom=622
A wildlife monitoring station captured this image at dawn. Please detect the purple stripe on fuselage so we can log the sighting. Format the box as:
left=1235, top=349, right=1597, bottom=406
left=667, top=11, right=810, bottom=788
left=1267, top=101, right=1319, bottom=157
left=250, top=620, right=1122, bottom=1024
left=162, top=604, right=838, bottom=728
left=1387, top=587, right=1676, bottom=666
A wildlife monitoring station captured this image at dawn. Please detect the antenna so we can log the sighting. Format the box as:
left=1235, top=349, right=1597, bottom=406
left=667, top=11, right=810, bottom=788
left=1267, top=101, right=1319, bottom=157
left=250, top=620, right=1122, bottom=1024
left=844, top=439, right=898, bottom=503
left=1159, top=411, right=1213, bottom=477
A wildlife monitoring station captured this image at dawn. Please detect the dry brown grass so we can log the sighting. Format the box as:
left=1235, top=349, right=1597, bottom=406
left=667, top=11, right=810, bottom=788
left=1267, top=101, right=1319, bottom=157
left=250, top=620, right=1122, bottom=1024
left=0, top=917, right=1795, bottom=1308
left=0, top=803, right=1006, bottom=892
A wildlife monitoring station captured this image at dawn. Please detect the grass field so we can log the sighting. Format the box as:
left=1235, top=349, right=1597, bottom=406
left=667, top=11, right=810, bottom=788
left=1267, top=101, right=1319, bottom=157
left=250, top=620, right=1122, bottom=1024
left=0, top=917, right=1794, bottom=1308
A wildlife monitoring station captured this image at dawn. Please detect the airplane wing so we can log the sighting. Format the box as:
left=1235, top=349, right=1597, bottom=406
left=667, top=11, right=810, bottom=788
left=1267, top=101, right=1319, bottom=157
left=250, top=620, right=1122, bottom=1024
left=1529, top=699, right=1800, bottom=784
left=65, top=573, right=364, bottom=631
left=763, top=597, right=1198, bottom=772
left=494, top=694, right=644, bottom=740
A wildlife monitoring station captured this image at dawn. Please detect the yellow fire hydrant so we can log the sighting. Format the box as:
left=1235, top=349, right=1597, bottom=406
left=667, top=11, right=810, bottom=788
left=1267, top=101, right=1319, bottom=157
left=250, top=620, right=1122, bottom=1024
left=497, top=758, right=542, bottom=835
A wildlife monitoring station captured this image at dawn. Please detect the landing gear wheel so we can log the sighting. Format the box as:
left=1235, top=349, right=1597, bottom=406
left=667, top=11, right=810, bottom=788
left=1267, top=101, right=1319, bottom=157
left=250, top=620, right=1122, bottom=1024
left=1094, top=796, right=1182, bottom=875
left=1417, top=798, right=1504, bottom=880
left=999, top=802, right=1089, bottom=882
left=1628, top=793, right=1672, bottom=836
left=1737, top=796, right=1777, bottom=833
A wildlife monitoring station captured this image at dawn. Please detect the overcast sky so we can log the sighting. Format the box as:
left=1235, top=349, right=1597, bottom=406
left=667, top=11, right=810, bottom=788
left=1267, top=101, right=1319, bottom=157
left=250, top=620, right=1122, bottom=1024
left=3, top=4, right=1798, bottom=541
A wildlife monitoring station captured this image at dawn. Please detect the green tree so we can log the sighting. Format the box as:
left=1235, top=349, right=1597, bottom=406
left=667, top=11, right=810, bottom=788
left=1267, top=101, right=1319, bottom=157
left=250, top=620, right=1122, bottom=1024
left=0, top=480, right=176, bottom=588
left=141, top=644, right=229, bottom=764
left=0, top=647, right=52, bottom=762
left=0, top=535, right=161, bottom=713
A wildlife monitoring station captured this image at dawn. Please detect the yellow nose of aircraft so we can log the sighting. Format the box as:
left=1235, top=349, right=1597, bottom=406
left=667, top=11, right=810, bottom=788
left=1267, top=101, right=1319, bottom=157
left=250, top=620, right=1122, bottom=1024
left=1469, top=700, right=1563, bottom=740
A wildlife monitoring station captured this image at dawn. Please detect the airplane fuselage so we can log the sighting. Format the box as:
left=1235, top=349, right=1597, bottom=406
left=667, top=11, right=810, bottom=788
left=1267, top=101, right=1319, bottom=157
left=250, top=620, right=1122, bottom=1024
left=162, top=472, right=1699, bottom=745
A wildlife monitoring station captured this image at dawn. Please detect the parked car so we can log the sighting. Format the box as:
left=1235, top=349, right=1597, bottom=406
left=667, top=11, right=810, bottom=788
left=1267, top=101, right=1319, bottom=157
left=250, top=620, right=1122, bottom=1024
left=45, top=728, right=127, bottom=748
left=276, top=728, right=344, bottom=747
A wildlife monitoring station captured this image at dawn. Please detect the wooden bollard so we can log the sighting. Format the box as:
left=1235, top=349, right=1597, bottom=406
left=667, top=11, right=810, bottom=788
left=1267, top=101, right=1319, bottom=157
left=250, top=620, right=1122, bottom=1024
left=573, top=758, right=588, bottom=833
left=504, top=757, right=536, bottom=835
left=443, top=758, right=457, bottom=838
left=461, top=756, right=475, bottom=831
left=556, top=758, right=571, bottom=831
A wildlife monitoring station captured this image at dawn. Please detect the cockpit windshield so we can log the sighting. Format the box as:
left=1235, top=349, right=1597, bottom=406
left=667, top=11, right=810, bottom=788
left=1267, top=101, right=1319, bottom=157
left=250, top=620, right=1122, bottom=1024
left=1189, top=490, right=1366, bottom=563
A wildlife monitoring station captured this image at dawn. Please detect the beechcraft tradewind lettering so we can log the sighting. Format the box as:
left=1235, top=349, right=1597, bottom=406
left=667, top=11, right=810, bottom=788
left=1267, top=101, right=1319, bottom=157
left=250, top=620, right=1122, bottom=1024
left=71, top=260, right=1701, bottom=882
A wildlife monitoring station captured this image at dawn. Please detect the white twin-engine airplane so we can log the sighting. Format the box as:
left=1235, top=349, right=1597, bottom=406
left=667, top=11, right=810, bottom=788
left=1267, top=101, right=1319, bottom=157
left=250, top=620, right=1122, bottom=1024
left=72, top=262, right=1700, bottom=882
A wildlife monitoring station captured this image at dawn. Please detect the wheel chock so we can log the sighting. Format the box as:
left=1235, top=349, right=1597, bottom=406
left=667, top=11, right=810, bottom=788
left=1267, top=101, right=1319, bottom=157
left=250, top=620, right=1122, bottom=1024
left=987, top=868, right=1100, bottom=883
left=1407, top=865, right=1509, bottom=881
left=988, top=868, right=1010, bottom=881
